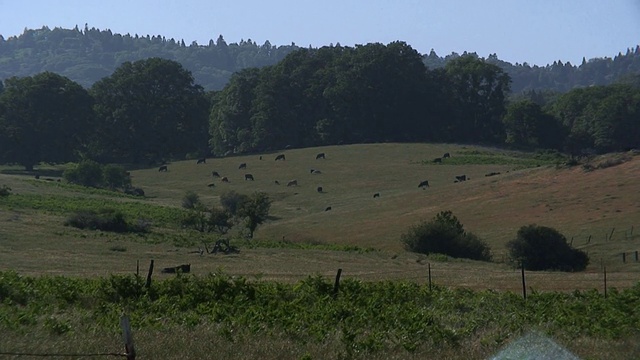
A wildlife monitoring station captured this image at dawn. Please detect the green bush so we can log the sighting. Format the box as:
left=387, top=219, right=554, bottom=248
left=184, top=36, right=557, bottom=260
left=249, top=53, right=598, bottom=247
left=64, top=208, right=148, bottom=233
left=401, top=211, right=491, bottom=261
left=63, top=160, right=104, bottom=187
left=102, top=164, right=131, bottom=189
left=506, top=224, right=589, bottom=271
left=182, top=191, right=201, bottom=209
left=64, top=161, right=131, bottom=190
left=0, top=184, right=11, bottom=197
left=220, top=190, right=250, bottom=216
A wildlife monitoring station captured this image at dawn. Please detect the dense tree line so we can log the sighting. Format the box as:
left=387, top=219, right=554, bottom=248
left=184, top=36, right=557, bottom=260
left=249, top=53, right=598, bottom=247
left=0, top=26, right=299, bottom=91
left=1, top=26, right=639, bottom=93
left=0, top=44, right=638, bottom=170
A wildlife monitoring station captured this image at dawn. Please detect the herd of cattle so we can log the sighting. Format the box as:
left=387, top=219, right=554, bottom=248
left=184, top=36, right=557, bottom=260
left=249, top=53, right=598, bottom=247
left=154, top=150, right=503, bottom=211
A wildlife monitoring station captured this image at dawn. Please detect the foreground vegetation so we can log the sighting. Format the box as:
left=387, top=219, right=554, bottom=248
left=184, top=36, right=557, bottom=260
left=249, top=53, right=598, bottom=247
left=1, top=271, right=639, bottom=359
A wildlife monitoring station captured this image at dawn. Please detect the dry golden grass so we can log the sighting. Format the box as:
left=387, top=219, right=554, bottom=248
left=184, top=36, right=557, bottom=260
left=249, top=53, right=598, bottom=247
left=1, top=143, right=640, bottom=291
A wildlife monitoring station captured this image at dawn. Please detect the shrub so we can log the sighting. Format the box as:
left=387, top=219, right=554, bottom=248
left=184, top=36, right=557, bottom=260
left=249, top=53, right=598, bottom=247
left=0, top=185, right=11, bottom=197
left=63, top=160, right=104, bottom=187
left=506, top=224, right=589, bottom=271
left=64, top=208, right=148, bottom=233
left=64, top=161, right=131, bottom=190
left=220, top=190, right=250, bottom=216
left=401, top=211, right=491, bottom=261
left=103, top=164, right=131, bottom=189
left=182, top=191, right=201, bottom=209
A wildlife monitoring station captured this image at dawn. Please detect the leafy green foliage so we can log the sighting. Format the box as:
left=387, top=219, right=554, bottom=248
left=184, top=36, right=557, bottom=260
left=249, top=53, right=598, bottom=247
left=506, top=225, right=589, bottom=271
left=181, top=191, right=201, bottom=210
left=237, top=192, right=272, bottom=238
left=1, top=271, right=640, bottom=357
left=64, top=208, right=149, bottom=233
left=2, top=193, right=184, bottom=228
left=90, top=58, right=210, bottom=164
left=0, top=184, right=10, bottom=197
left=181, top=205, right=232, bottom=235
left=63, top=161, right=131, bottom=190
left=219, top=190, right=250, bottom=216
left=503, top=100, right=567, bottom=150
left=401, top=211, right=492, bottom=261
left=0, top=72, right=93, bottom=170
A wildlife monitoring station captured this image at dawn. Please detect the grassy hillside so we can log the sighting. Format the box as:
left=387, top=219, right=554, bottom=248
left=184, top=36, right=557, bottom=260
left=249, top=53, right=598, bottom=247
left=1, top=143, right=639, bottom=287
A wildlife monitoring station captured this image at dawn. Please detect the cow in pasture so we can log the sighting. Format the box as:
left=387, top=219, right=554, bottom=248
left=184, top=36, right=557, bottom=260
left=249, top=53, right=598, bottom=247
left=212, top=171, right=220, bottom=178
left=245, top=174, right=254, bottom=181
left=287, top=180, right=298, bottom=187
left=158, top=165, right=168, bottom=172
left=443, top=152, right=451, bottom=158
left=325, top=206, right=332, bottom=211
left=221, top=177, right=229, bottom=183
left=161, top=264, right=191, bottom=274
left=373, top=193, right=380, bottom=198
left=275, top=154, right=286, bottom=161
left=317, top=186, right=323, bottom=193
left=259, top=156, right=263, bottom=160
left=312, top=170, right=322, bottom=174
left=418, top=180, right=430, bottom=189
left=238, top=163, right=247, bottom=169
left=207, top=183, right=216, bottom=188
left=196, top=158, right=206, bottom=164
left=433, top=158, right=442, bottom=164
left=455, top=175, right=467, bottom=182
left=274, top=180, right=280, bottom=185
left=316, top=153, right=326, bottom=160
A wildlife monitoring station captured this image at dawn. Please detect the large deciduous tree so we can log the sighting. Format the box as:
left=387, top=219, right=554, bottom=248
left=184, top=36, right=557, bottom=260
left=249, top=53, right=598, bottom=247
left=502, top=100, right=567, bottom=150
left=90, top=58, right=210, bottom=164
left=0, top=72, right=93, bottom=170
left=445, top=55, right=511, bottom=143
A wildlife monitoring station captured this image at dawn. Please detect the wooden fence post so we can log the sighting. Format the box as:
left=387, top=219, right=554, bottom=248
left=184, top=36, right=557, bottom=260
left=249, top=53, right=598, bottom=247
left=635, top=251, right=638, bottom=262
left=136, top=260, right=139, bottom=277
left=622, top=252, right=626, bottom=263
left=587, top=235, right=591, bottom=244
left=609, top=228, right=616, bottom=241
left=120, top=315, right=136, bottom=360
left=521, top=262, right=527, bottom=301
left=428, top=263, right=432, bottom=291
left=145, top=260, right=154, bottom=288
left=332, top=268, right=342, bottom=299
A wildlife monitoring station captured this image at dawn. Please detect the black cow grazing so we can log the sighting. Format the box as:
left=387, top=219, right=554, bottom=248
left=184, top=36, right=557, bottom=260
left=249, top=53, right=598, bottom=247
left=196, top=158, right=206, bottom=164
left=317, top=186, right=323, bottom=193
left=418, top=180, right=430, bottom=189
left=238, top=163, right=247, bottom=169
left=433, top=158, right=442, bottom=164
left=373, top=193, right=380, bottom=198
left=274, top=180, right=280, bottom=185
left=316, top=152, right=326, bottom=160
left=221, top=176, right=229, bottom=183
left=207, top=183, right=216, bottom=188
left=275, top=154, right=286, bottom=161
left=245, top=174, right=254, bottom=181
left=158, top=165, right=168, bottom=172
left=443, top=152, right=451, bottom=158
left=161, top=264, right=191, bottom=274
left=455, top=175, right=467, bottom=182
left=212, top=171, right=220, bottom=178
left=325, top=206, right=332, bottom=211
left=259, top=156, right=263, bottom=160
left=287, top=180, right=298, bottom=187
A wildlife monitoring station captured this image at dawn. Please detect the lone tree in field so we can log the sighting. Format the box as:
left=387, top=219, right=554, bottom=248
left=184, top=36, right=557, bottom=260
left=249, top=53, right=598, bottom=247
left=401, top=210, right=491, bottom=261
left=506, top=224, right=589, bottom=271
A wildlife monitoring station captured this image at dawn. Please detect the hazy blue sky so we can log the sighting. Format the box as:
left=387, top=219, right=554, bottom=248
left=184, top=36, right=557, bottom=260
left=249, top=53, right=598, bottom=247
left=1, top=0, right=638, bottom=66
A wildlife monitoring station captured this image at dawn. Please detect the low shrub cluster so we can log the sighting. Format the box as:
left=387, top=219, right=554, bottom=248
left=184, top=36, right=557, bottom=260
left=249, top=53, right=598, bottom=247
left=401, top=210, right=492, bottom=261
left=507, top=225, right=589, bottom=271
left=64, top=208, right=149, bottom=233
left=63, top=160, right=131, bottom=190
left=0, top=184, right=11, bottom=197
